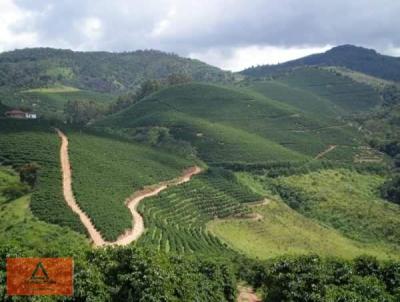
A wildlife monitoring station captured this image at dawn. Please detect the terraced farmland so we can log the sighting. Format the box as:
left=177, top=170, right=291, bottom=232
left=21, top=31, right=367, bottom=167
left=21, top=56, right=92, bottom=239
left=138, top=169, right=262, bottom=254
left=0, top=119, right=85, bottom=234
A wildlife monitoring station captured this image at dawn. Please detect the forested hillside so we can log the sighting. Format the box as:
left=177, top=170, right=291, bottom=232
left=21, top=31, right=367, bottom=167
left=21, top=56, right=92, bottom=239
left=0, top=48, right=232, bottom=93
left=242, top=45, right=400, bottom=82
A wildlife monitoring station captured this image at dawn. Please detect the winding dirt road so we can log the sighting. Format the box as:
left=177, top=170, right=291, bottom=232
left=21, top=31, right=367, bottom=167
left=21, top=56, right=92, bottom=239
left=314, top=144, right=337, bottom=159
left=56, top=129, right=202, bottom=247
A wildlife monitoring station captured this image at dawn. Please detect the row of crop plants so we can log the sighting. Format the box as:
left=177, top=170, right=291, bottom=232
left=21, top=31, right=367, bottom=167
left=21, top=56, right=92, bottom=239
left=0, top=119, right=85, bottom=234
left=137, top=168, right=262, bottom=254
left=67, top=131, right=193, bottom=241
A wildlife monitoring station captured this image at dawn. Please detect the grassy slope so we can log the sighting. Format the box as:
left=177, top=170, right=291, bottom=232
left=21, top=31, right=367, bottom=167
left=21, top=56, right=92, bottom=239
left=208, top=199, right=395, bottom=260
left=67, top=131, right=194, bottom=241
left=0, top=168, right=88, bottom=255
left=4, top=87, right=115, bottom=119
left=98, top=83, right=362, bottom=163
left=275, top=169, right=400, bottom=248
left=208, top=172, right=399, bottom=260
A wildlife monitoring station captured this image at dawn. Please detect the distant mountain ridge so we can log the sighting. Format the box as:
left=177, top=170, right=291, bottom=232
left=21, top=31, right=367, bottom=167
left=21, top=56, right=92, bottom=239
left=241, top=45, right=400, bottom=82
left=0, top=48, right=232, bottom=93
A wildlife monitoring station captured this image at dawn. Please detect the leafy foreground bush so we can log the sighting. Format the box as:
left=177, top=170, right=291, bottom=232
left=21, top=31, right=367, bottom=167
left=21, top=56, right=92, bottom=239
left=0, top=245, right=236, bottom=302
left=1, top=244, right=399, bottom=301
left=240, top=255, right=400, bottom=302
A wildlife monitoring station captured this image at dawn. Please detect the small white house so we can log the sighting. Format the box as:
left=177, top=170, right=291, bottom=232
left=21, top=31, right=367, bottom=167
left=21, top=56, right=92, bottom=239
left=25, top=113, right=37, bottom=119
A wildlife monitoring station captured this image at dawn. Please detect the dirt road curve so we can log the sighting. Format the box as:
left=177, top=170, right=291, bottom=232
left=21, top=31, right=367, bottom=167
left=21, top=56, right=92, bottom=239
left=237, top=286, right=261, bottom=302
left=56, top=129, right=202, bottom=247
left=314, top=144, right=337, bottom=160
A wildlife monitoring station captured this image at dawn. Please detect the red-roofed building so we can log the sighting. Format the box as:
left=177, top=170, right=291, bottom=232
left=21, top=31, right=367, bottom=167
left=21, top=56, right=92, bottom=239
left=5, top=110, right=37, bottom=119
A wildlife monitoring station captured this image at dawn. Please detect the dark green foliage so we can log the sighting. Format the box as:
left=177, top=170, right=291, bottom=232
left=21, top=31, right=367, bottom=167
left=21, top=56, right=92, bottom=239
left=108, top=75, right=192, bottom=114
left=380, top=175, right=400, bottom=204
left=18, top=162, right=40, bottom=188
left=380, top=141, right=400, bottom=158
left=138, top=169, right=261, bottom=254
left=382, top=85, right=400, bottom=107
left=64, top=99, right=105, bottom=124
left=0, top=119, right=85, bottom=234
left=241, top=44, right=400, bottom=82
left=0, top=245, right=237, bottom=302
left=240, top=255, right=400, bottom=302
left=354, top=255, right=381, bottom=277
left=0, top=48, right=231, bottom=92
left=270, top=182, right=312, bottom=210
left=0, top=102, right=10, bottom=115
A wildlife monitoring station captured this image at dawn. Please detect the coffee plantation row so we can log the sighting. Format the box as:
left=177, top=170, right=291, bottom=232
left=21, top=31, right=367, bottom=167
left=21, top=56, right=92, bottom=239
left=138, top=169, right=262, bottom=253
left=67, top=131, right=193, bottom=240
left=0, top=120, right=85, bottom=234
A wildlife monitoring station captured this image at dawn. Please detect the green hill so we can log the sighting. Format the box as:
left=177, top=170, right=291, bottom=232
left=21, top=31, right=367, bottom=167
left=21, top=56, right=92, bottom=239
left=246, top=67, right=382, bottom=115
left=97, top=83, right=364, bottom=163
left=241, top=45, right=400, bottom=82
left=0, top=48, right=232, bottom=93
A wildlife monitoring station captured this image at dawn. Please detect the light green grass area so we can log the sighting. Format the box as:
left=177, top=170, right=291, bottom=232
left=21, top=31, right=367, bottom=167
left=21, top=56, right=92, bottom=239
left=0, top=168, right=88, bottom=255
left=208, top=199, right=397, bottom=260
left=4, top=87, right=115, bottom=119
left=23, top=85, right=80, bottom=93
left=68, top=131, right=194, bottom=241
left=207, top=171, right=400, bottom=260
left=275, top=169, right=400, bottom=247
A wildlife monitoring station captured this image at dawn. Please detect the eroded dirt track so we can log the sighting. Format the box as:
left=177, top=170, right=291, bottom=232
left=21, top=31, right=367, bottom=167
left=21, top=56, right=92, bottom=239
left=315, top=144, right=337, bottom=159
left=56, top=129, right=202, bottom=247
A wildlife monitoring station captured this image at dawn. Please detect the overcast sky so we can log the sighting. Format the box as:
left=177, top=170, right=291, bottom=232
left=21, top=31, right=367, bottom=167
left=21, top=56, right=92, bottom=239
left=1, top=0, right=399, bottom=71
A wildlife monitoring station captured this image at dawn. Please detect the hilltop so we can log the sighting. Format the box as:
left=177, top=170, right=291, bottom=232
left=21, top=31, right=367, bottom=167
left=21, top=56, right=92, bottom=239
left=241, top=45, right=400, bottom=82
left=0, top=47, right=232, bottom=93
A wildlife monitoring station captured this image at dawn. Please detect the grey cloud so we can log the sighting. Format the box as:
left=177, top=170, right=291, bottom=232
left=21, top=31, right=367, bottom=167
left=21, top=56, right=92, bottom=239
left=8, top=0, right=400, bottom=57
